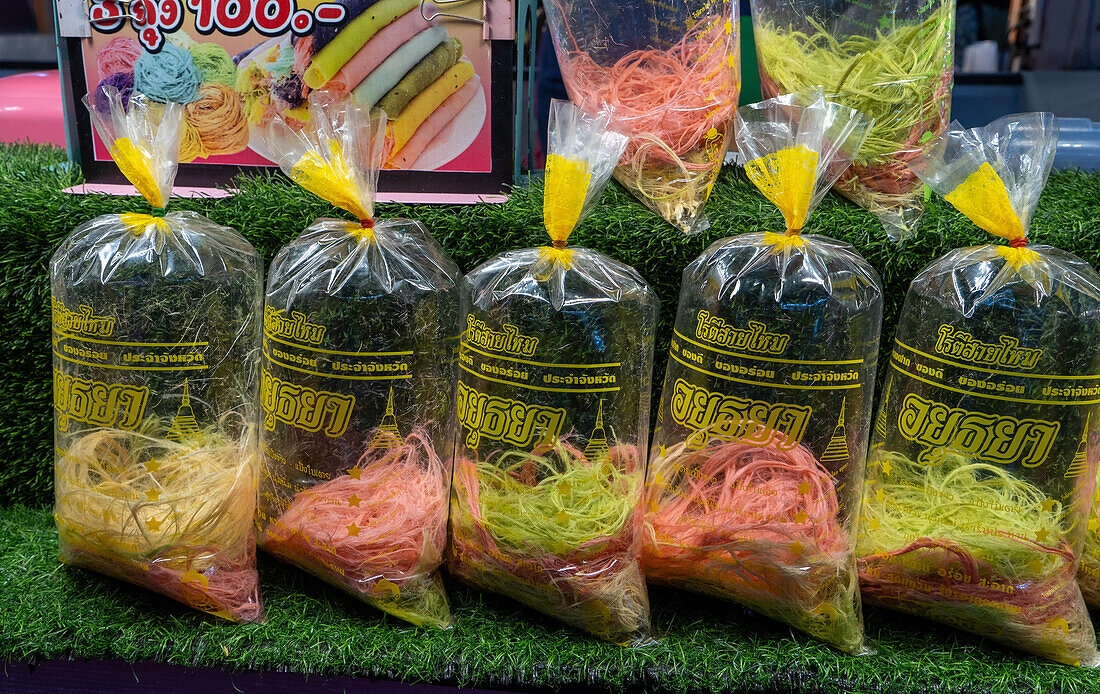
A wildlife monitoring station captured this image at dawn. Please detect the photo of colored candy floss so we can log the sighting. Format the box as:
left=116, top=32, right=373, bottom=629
left=644, top=428, right=862, bottom=652
left=260, top=427, right=451, bottom=628
left=449, top=438, right=650, bottom=644
left=53, top=420, right=262, bottom=622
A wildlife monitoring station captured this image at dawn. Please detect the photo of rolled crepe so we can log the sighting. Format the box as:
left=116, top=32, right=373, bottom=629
left=304, top=0, right=420, bottom=89
left=378, top=37, right=462, bottom=117
left=388, top=60, right=475, bottom=155
left=388, top=74, right=480, bottom=169
left=354, top=26, right=448, bottom=108
left=307, top=0, right=383, bottom=55
left=325, top=6, right=435, bottom=93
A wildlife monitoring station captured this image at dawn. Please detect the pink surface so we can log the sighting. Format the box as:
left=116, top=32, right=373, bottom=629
left=0, top=71, right=66, bottom=147
left=64, top=184, right=508, bottom=205
left=65, top=184, right=234, bottom=198
left=326, top=7, right=436, bottom=92
left=432, top=81, right=491, bottom=172
left=392, top=75, right=481, bottom=169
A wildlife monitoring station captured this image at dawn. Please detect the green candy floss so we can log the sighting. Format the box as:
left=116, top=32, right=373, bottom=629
left=189, top=43, right=238, bottom=88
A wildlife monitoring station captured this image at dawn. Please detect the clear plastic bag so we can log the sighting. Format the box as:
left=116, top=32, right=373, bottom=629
left=1081, top=471, right=1100, bottom=606
left=448, top=100, right=658, bottom=644
left=645, top=93, right=879, bottom=652
left=51, top=89, right=264, bottom=621
left=859, top=114, right=1100, bottom=666
left=256, top=93, right=460, bottom=628
left=544, top=0, right=740, bottom=235
left=750, top=0, right=955, bottom=241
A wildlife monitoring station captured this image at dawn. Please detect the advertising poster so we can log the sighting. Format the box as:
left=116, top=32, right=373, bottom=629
left=61, top=0, right=514, bottom=197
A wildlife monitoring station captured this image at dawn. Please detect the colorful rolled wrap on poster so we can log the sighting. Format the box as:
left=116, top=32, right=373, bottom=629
left=133, top=43, right=201, bottom=104
left=325, top=6, right=436, bottom=93
left=388, top=74, right=479, bottom=169
left=97, top=36, right=141, bottom=78
left=351, top=26, right=448, bottom=109
left=378, top=38, right=463, bottom=117
left=304, top=0, right=421, bottom=89
left=185, top=84, right=249, bottom=156
left=308, top=0, right=385, bottom=56
left=388, top=61, right=474, bottom=155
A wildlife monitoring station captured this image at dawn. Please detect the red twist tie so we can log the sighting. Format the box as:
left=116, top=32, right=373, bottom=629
left=1009, top=237, right=1027, bottom=248
left=360, top=218, right=375, bottom=229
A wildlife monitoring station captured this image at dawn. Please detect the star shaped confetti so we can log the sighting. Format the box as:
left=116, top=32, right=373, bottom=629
left=377, top=578, right=400, bottom=597
left=796, top=480, right=812, bottom=495
left=1029, top=558, right=1045, bottom=575
left=144, top=460, right=160, bottom=473
left=558, top=481, right=571, bottom=496
left=866, top=517, right=880, bottom=531
left=814, top=603, right=838, bottom=619
left=880, top=460, right=893, bottom=476
left=1040, top=497, right=1056, bottom=512
left=346, top=523, right=361, bottom=537
left=789, top=541, right=805, bottom=556
left=876, top=488, right=886, bottom=503
left=1035, top=527, right=1050, bottom=544
left=724, top=18, right=732, bottom=34
left=793, top=510, right=809, bottom=524
left=1090, top=517, right=1100, bottom=534
left=146, top=489, right=161, bottom=502
left=347, top=494, right=362, bottom=508
left=146, top=517, right=163, bottom=531
left=556, top=509, right=570, bottom=524
left=348, top=467, right=363, bottom=480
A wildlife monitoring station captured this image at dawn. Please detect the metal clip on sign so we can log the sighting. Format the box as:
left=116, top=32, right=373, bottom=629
left=87, top=0, right=153, bottom=27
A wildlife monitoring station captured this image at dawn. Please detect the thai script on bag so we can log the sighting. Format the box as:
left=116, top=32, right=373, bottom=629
left=52, top=298, right=116, bottom=338
left=456, top=382, right=565, bottom=449
left=934, top=325, right=1043, bottom=370
left=695, top=311, right=790, bottom=355
left=53, top=368, right=148, bottom=432
left=897, top=393, right=1059, bottom=467
left=264, top=305, right=327, bottom=345
left=669, top=378, right=811, bottom=449
left=260, top=367, right=355, bottom=437
left=465, top=315, right=539, bottom=356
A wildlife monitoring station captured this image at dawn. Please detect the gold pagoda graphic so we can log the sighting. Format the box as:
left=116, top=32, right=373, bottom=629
left=583, top=399, right=610, bottom=462
left=166, top=379, right=202, bottom=441
left=875, top=378, right=892, bottom=442
left=367, top=386, right=403, bottom=450
left=819, top=397, right=851, bottom=464
left=1065, top=413, right=1090, bottom=478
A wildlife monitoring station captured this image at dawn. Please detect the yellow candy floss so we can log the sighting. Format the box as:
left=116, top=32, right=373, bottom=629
left=744, top=145, right=819, bottom=233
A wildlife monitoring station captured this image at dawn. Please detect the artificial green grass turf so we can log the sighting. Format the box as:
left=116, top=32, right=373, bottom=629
left=9, top=143, right=1100, bottom=506
left=5, top=144, right=1100, bottom=691
left=2, top=504, right=1099, bottom=694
